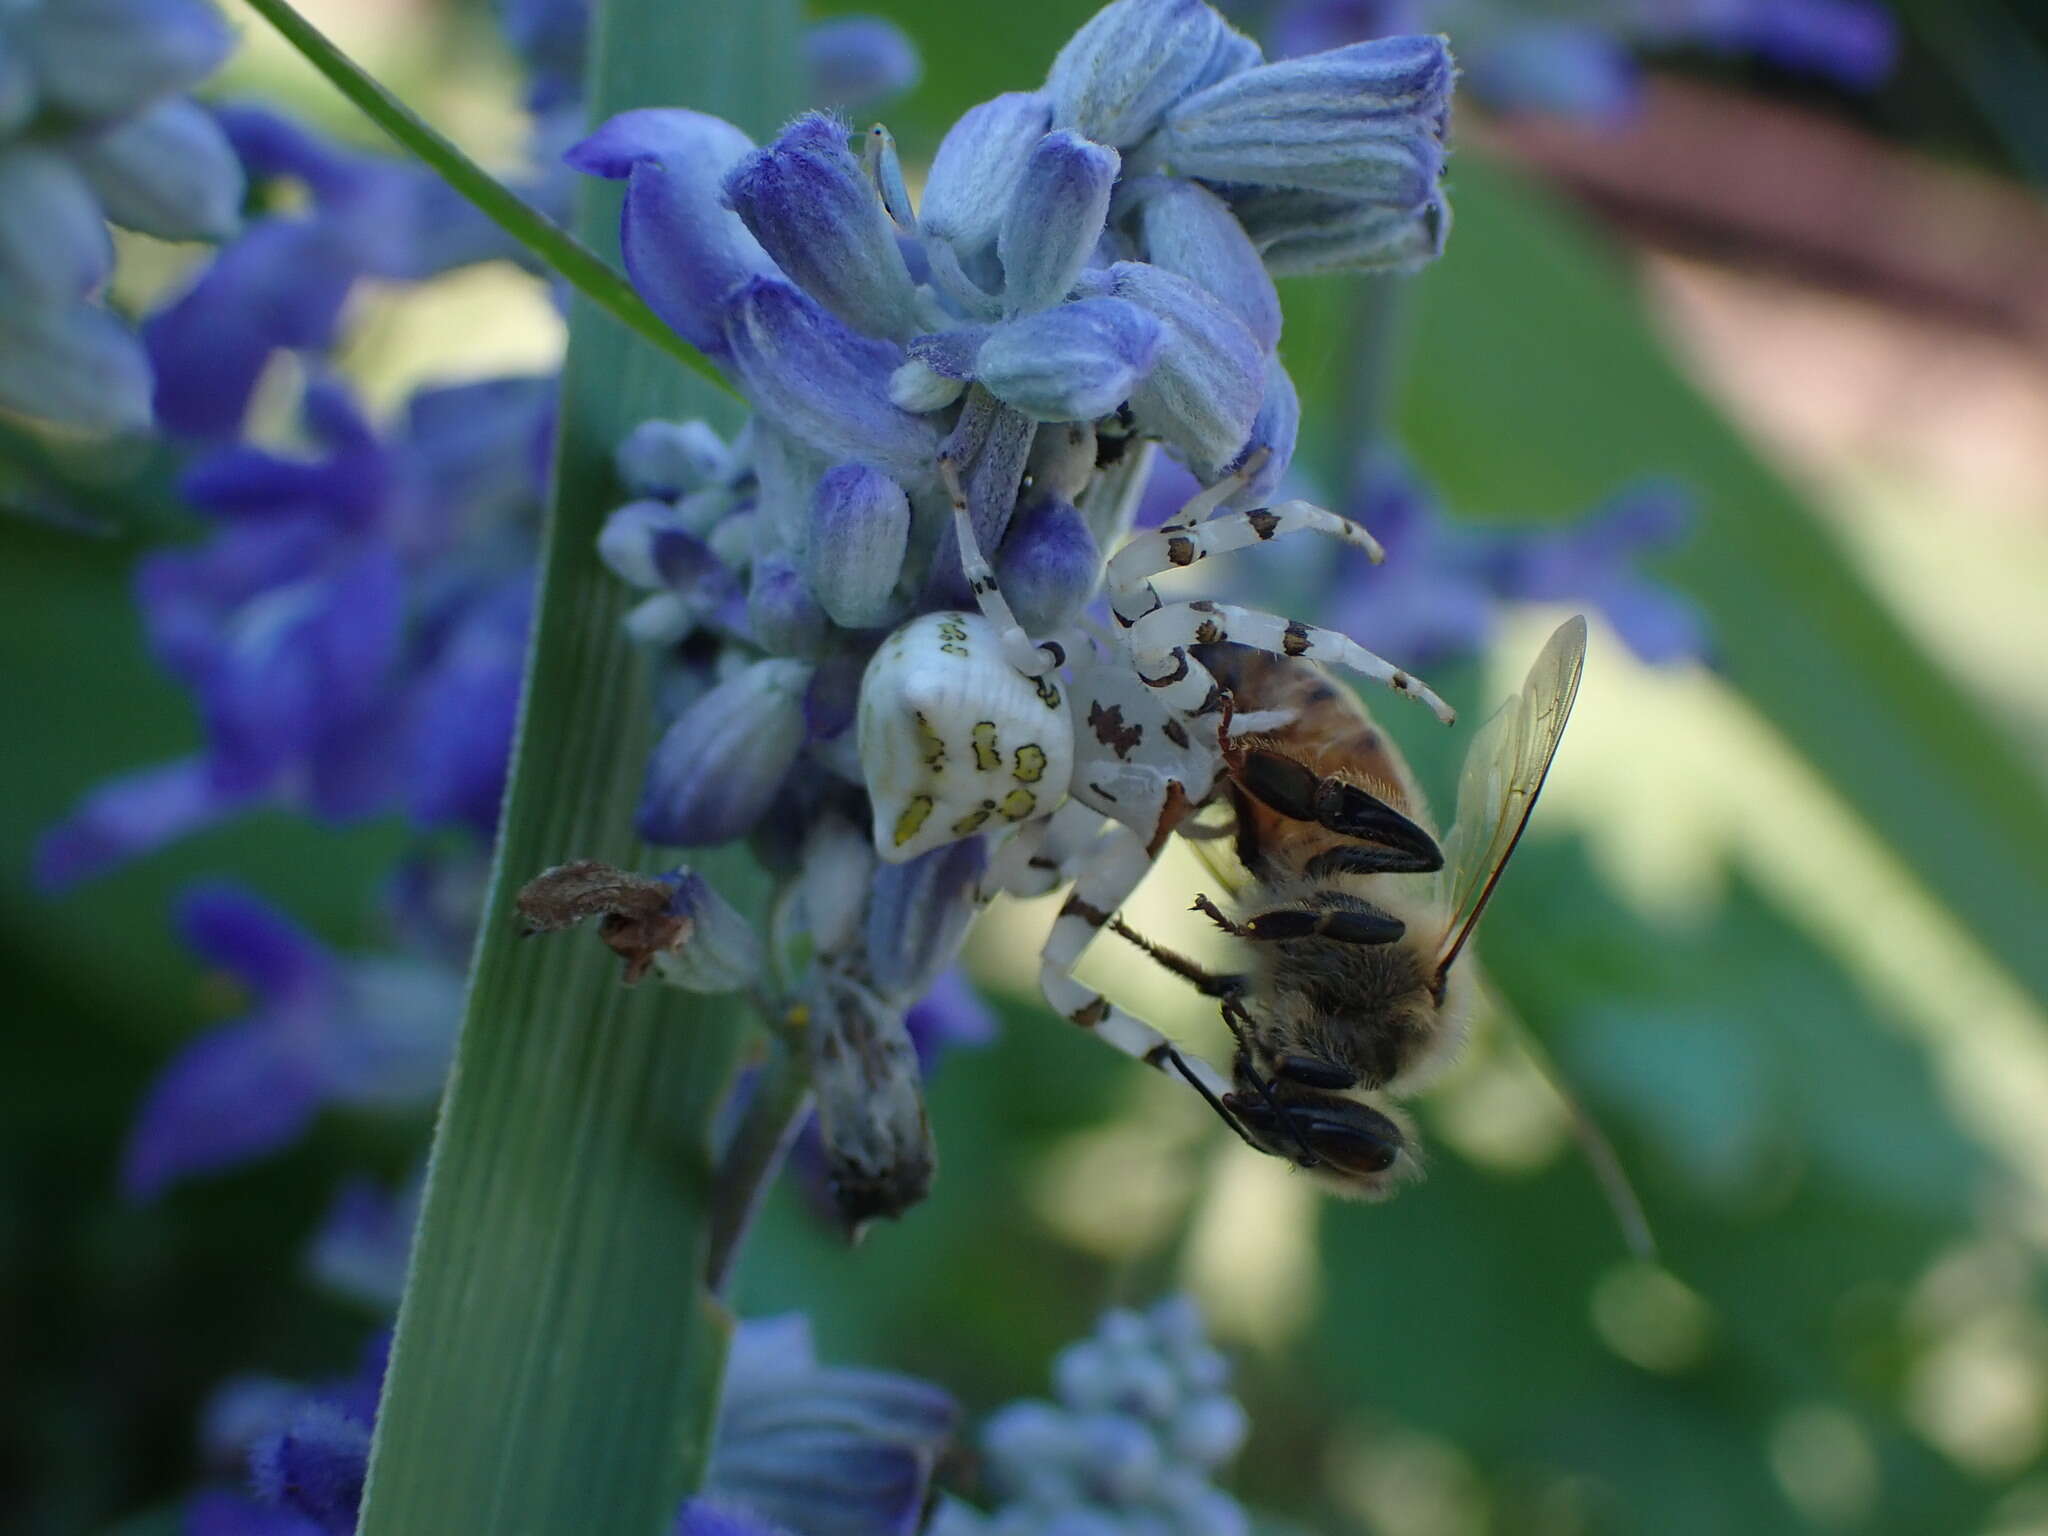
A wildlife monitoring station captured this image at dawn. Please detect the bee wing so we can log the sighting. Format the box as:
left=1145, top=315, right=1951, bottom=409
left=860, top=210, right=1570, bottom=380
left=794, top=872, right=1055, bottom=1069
left=1183, top=798, right=1255, bottom=897
left=1434, top=615, right=1588, bottom=982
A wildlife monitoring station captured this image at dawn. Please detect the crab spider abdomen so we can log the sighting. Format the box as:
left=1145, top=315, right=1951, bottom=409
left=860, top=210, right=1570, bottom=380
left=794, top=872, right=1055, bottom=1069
left=858, top=611, right=1074, bottom=863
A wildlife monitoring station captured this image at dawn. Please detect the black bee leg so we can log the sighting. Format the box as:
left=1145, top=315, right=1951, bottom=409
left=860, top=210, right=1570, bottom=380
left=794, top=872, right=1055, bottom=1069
left=1273, top=1053, right=1359, bottom=1090
left=1225, top=1051, right=1323, bottom=1168
left=1162, top=1048, right=1270, bottom=1156
left=1108, top=917, right=1245, bottom=1000
left=1194, top=892, right=1404, bottom=946
left=1233, top=750, right=1443, bottom=873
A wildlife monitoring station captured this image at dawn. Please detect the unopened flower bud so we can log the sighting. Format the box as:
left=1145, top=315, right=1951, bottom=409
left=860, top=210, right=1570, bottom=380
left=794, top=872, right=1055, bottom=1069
left=648, top=869, right=763, bottom=993
left=748, top=553, right=831, bottom=657
left=615, top=419, right=733, bottom=498
left=638, top=658, right=811, bottom=846
left=806, top=964, right=934, bottom=1228
left=1047, top=0, right=1250, bottom=147
left=807, top=463, right=911, bottom=628
left=998, top=131, right=1119, bottom=316
left=996, top=493, right=1101, bottom=632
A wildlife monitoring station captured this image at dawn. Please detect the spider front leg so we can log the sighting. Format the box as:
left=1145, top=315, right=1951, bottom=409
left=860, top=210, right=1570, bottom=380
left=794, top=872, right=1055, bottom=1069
left=1037, top=817, right=1255, bottom=1141
left=1126, top=601, right=1456, bottom=725
left=939, top=453, right=1070, bottom=679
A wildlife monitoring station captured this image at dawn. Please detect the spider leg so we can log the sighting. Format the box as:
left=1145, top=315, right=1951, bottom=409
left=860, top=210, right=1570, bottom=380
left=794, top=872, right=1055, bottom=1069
left=1127, top=600, right=1455, bottom=724
left=1038, top=819, right=1237, bottom=1110
left=1107, top=498, right=1383, bottom=622
left=939, top=452, right=1063, bottom=678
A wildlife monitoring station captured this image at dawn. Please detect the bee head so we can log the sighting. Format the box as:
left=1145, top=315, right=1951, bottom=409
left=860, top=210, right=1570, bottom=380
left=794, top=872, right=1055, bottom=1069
left=1223, top=1077, right=1422, bottom=1202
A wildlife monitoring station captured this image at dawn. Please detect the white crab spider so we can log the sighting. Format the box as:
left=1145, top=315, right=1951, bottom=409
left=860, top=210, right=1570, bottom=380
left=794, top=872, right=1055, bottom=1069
left=857, top=451, right=1452, bottom=1103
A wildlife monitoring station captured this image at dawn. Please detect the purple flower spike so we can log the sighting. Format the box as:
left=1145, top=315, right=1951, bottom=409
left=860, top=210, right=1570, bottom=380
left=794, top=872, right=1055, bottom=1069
left=976, top=297, right=1163, bottom=424
left=567, top=109, right=780, bottom=358
left=723, top=114, right=925, bottom=341
left=676, top=1502, right=798, bottom=1536
left=722, top=278, right=938, bottom=486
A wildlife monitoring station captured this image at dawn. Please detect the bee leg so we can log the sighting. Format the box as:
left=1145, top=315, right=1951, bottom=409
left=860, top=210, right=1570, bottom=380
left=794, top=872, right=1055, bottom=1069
left=1273, top=1053, right=1360, bottom=1090
left=1194, top=892, right=1405, bottom=946
left=1232, top=750, right=1443, bottom=874
left=1107, top=915, right=1244, bottom=999
left=1224, top=1056, right=1324, bottom=1167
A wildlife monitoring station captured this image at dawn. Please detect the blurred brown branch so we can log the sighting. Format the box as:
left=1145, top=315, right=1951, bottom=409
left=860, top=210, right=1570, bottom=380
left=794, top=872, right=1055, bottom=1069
left=1483, top=77, right=2048, bottom=359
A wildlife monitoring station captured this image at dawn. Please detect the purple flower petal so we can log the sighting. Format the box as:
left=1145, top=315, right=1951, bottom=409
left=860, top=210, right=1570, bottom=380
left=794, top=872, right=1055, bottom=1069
left=175, top=883, right=335, bottom=1002
left=567, top=109, right=778, bottom=359
left=122, top=1017, right=326, bottom=1198
left=34, top=756, right=251, bottom=891
left=187, top=1490, right=324, bottom=1536
left=722, top=113, right=924, bottom=340
left=804, top=16, right=922, bottom=111
left=976, top=297, right=1163, bottom=424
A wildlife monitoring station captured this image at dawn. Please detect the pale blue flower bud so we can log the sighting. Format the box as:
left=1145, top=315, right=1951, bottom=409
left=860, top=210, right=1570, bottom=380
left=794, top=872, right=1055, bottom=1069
left=996, top=493, right=1100, bottom=632
left=1126, top=178, right=1279, bottom=352
left=1054, top=1341, right=1119, bottom=1412
left=73, top=98, right=242, bottom=242
left=999, top=131, right=1118, bottom=316
left=1082, top=263, right=1261, bottom=481
left=0, top=297, right=153, bottom=433
left=748, top=553, right=831, bottom=657
left=1155, top=1471, right=1249, bottom=1536
left=650, top=869, right=764, bottom=993
left=889, top=357, right=967, bottom=413
left=1047, top=0, right=1247, bottom=148
left=1076, top=1413, right=1163, bottom=1502
left=984, top=1402, right=1080, bottom=1481
left=723, top=278, right=938, bottom=487
left=804, top=15, right=922, bottom=111
left=1147, top=35, right=1453, bottom=203
left=1231, top=186, right=1449, bottom=277
left=807, top=462, right=910, bottom=628
left=976, top=297, right=1162, bottom=423
left=638, top=658, right=811, bottom=846
left=1168, top=1395, right=1248, bottom=1468
left=30, top=0, right=235, bottom=120
left=722, top=113, right=925, bottom=340
left=920, top=92, right=1053, bottom=257
left=0, top=148, right=112, bottom=299
left=616, top=419, right=733, bottom=497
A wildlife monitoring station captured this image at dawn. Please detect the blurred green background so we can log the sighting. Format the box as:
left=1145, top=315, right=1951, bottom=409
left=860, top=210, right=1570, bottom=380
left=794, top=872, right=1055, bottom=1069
left=6, top=1, right=2048, bottom=1532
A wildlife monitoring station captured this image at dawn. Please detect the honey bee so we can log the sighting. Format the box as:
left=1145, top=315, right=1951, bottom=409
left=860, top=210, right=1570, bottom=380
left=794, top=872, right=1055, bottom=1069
left=1147, top=615, right=1588, bottom=1199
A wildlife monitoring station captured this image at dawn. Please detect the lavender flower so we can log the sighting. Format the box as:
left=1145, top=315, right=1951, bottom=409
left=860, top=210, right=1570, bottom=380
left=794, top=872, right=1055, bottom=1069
left=0, top=0, right=242, bottom=432
left=572, top=0, right=1459, bottom=1223
left=122, top=884, right=460, bottom=1198
left=37, top=374, right=551, bottom=890
left=932, top=1297, right=1252, bottom=1536
left=191, top=1316, right=956, bottom=1536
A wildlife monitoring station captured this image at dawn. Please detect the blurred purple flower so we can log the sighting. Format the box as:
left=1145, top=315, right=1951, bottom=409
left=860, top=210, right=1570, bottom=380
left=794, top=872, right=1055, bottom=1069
left=38, top=375, right=550, bottom=890
left=189, top=1316, right=954, bottom=1536
left=1253, top=0, right=1896, bottom=123
left=124, top=885, right=460, bottom=1198
left=144, top=108, right=565, bottom=439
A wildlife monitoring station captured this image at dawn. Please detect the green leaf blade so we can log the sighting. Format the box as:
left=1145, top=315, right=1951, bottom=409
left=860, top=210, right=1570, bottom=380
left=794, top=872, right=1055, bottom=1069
left=356, top=4, right=802, bottom=1533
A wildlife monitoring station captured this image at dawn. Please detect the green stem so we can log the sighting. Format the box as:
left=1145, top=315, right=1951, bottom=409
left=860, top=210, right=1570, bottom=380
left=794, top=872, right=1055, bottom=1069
left=706, top=1036, right=813, bottom=1296
left=238, top=0, right=739, bottom=401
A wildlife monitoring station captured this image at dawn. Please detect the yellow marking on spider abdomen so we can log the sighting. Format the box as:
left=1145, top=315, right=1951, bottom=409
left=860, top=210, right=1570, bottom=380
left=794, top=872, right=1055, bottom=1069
left=951, top=803, right=994, bottom=835
left=914, top=712, right=947, bottom=770
left=1013, top=743, right=1047, bottom=782
left=893, top=796, right=935, bottom=846
left=1000, top=787, right=1037, bottom=820
left=971, top=721, right=1001, bottom=770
